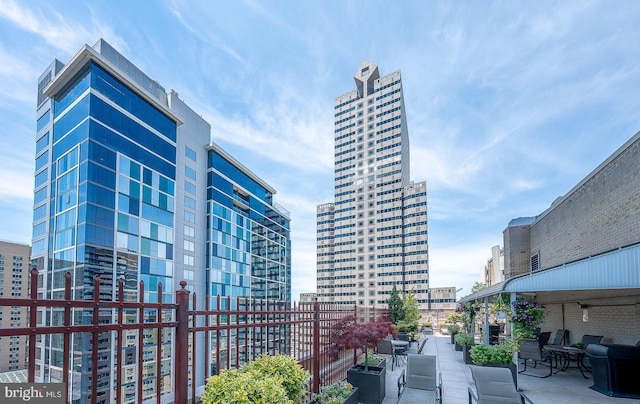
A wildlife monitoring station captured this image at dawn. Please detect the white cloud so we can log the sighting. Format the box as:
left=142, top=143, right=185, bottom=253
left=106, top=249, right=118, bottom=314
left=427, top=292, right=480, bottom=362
left=0, top=0, right=127, bottom=55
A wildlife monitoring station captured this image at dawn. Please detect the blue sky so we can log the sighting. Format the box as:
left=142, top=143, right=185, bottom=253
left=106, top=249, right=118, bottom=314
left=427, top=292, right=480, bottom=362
left=1, top=0, right=640, bottom=300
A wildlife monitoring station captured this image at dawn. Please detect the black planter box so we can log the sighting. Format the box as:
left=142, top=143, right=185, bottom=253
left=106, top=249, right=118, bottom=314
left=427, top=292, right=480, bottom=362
left=347, top=364, right=386, bottom=404
left=455, top=342, right=463, bottom=351
left=463, top=345, right=473, bottom=364
left=343, top=387, right=359, bottom=404
left=450, top=332, right=458, bottom=344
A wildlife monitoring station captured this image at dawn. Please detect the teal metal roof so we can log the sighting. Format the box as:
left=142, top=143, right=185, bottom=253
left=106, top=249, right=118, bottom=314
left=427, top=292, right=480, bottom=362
left=460, top=242, right=640, bottom=303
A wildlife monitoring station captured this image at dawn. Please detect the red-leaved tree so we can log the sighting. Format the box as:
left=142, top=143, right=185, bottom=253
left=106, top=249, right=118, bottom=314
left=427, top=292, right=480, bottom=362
left=328, top=315, right=395, bottom=371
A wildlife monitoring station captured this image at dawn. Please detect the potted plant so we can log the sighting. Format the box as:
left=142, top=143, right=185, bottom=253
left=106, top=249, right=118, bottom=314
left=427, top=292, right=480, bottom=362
left=455, top=332, right=475, bottom=364
left=330, top=315, right=394, bottom=404
left=511, top=299, right=546, bottom=339
left=469, top=340, right=518, bottom=388
left=490, top=293, right=512, bottom=320
left=447, top=324, right=460, bottom=344
left=312, top=381, right=359, bottom=404
left=422, top=321, right=433, bottom=335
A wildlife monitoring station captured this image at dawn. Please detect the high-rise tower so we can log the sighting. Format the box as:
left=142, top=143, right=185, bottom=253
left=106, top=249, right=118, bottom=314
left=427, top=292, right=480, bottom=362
left=33, top=39, right=291, bottom=403
left=316, top=62, right=431, bottom=311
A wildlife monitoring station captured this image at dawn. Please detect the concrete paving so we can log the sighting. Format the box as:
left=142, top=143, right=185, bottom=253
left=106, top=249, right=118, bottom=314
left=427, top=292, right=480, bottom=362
left=377, top=333, right=637, bottom=404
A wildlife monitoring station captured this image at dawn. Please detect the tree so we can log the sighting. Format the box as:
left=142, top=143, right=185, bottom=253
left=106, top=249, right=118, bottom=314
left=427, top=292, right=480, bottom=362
left=402, top=291, right=420, bottom=330
left=328, top=315, right=395, bottom=371
left=471, top=281, right=487, bottom=293
left=387, top=285, right=404, bottom=324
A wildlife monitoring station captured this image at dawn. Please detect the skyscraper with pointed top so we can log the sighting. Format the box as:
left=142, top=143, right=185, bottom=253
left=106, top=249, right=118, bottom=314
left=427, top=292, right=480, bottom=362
left=317, top=61, right=442, bottom=313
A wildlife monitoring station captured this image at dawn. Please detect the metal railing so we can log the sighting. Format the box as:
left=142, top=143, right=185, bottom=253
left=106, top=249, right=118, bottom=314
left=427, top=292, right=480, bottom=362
left=0, top=269, right=389, bottom=403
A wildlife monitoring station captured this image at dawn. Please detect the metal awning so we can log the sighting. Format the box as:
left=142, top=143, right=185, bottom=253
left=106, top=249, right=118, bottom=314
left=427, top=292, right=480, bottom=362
left=460, top=242, right=640, bottom=303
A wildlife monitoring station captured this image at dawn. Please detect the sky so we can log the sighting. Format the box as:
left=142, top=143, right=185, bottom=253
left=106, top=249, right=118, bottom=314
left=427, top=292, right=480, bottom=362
left=1, top=0, right=640, bottom=300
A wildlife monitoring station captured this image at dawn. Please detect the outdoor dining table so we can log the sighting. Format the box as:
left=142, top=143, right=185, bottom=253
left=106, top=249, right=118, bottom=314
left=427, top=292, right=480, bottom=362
left=543, top=344, right=589, bottom=378
left=391, top=340, right=410, bottom=366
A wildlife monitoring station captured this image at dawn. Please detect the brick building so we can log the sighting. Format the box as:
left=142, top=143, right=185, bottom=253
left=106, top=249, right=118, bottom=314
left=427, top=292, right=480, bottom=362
left=462, top=130, right=640, bottom=346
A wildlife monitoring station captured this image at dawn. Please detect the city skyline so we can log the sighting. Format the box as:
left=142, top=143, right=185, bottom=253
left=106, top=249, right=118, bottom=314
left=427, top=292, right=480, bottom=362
left=2, top=1, right=640, bottom=299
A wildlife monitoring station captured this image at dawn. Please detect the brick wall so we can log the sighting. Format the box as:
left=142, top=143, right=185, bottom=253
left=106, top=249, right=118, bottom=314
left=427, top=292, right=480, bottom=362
left=529, top=136, right=640, bottom=269
left=537, top=291, right=640, bottom=346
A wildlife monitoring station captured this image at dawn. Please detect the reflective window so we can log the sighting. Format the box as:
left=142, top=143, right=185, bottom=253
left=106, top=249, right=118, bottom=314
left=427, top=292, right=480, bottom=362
left=186, top=147, right=196, bottom=162
left=185, top=196, right=196, bottom=210
left=35, top=151, right=49, bottom=172
left=36, top=133, right=50, bottom=155
left=185, top=166, right=196, bottom=180
left=185, top=181, right=196, bottom=195
left=34, top=169, right=48, bottom=189
left=184, top=225, right=195, bottom=237
left=36, top=110, right=51, bottom=132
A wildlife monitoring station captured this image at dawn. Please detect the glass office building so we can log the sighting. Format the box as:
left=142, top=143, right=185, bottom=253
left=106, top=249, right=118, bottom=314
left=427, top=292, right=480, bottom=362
left=33, top=39, right=290, bottom=403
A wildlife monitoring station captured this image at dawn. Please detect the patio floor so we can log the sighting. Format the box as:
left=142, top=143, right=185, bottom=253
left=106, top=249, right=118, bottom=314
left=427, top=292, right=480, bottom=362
left=379, top=333, right=637, bottom=404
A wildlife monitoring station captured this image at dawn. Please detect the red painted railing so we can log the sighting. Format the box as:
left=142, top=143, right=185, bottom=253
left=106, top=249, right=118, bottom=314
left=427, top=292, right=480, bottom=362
left=0, top=269, right=389, bottom=403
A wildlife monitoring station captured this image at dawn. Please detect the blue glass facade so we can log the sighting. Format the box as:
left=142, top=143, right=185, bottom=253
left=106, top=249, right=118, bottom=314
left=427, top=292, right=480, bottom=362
left=207, top=149, right=291, bottom=302
left=38, top=61, right=177, bottom=403
left=33, top=40, right=292, bottom=403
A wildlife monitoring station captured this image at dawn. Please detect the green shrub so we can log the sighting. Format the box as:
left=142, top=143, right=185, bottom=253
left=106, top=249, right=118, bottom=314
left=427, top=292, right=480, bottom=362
left=313, top=381, right=355, bottom=404
left=201, top=354, right=310, bottom=404
left=201, top=368, right=291, bottom=403
left=446, top=324, right=460, bottom=334
left=423, top=321, right=432, bottom=328
left=363, top=351, right=384, bottom=366
left=469, top=343, right=514, bottom=365
left=455, top=332, right=474, bottom=346
left=243, top=354, right=310, bottom=403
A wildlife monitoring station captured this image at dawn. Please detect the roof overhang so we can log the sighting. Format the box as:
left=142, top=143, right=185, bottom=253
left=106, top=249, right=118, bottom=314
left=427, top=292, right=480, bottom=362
left=43, top=45, right=183, bottom=125
left=460, top=242, right=640, bottom=303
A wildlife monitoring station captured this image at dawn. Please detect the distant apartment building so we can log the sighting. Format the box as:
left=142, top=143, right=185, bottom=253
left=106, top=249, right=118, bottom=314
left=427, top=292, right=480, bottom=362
left=33, top=39, right=291, bottom=403
left=316, top=61, right=454, bottom=314
left=0, top=241, right=30, bottom=373
left=483, top=245, right=504, bottom=286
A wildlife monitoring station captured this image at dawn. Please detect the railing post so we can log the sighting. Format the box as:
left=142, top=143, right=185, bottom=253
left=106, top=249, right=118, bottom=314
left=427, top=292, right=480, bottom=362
left=175, top=280, right=190, bottom=404
left=28, top=268, right=38, bottom=383
left=312, top=299, right=320, bottom=394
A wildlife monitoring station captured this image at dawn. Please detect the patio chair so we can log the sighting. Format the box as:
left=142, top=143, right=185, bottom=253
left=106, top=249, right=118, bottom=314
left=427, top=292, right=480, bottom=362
left=417, top=338, right=428, bottom=354
left=468, top=366, right=534, bottom=404
left=397, top=354, right=442, bottom=403
left=376, top=339, right=395, bottom=370
left=551, top=329, right=568, bottom=345
left=577, top=334, right=603, bottom=370
left=519, top=338, right=553, bottom=378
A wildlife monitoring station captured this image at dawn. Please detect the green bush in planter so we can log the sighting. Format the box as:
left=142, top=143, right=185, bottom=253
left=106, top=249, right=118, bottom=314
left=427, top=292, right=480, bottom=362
left=364, top=351, right=384, bottom=366
left=312, top=381, right=356, bottom=404
left=423, top=321, right=432, bottom=328
left=201, top=368, right=291, bottom=403
left=469, top=343, right=514, bottom=365
left=455, top=332, right=474, bottom=346
left=446, top=324, right=460, bottom=335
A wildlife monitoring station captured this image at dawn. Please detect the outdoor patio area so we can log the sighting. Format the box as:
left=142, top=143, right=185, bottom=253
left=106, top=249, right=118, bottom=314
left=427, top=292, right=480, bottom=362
left=380, top=334, right=637, bottom=404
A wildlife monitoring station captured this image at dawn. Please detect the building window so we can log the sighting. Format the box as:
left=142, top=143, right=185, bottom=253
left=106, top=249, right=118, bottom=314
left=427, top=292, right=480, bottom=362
left=183, top=240, right=195, bottom=252
left=185, top=166, right=196, bottom=180
left=185, top=181, right=196, bottom=195
left=185, top=147, right=197, bottom=162
left=183, top=255, right=194, bottom=266
left=185, top=196, right=196, bottom=210
left=184, top=225, right=195, bottom=237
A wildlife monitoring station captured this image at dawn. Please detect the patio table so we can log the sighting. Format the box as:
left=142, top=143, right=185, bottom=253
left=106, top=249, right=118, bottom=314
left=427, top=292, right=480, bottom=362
left=543, top=344, right=589, bottom=378
left=391, top=340, right=410, bottom=366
